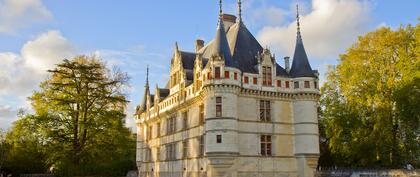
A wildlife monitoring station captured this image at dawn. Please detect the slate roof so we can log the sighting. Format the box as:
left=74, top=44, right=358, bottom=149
left=158, top=88, right=170, bottom=98
left=180, top=51, right=196, bottom=70
left=198, top=19, right=291, bottom=76
left=289, top=32, right=315, bottom=77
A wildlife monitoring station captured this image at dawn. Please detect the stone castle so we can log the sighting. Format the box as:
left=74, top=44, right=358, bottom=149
left=135, top=1, right=320, bottom=177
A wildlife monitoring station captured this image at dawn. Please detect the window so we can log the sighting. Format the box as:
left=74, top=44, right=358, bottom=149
left=216, top=135, right=222, bottom=143
left=262, top=66, right=272, bottom=86
left=314, top=81, right=318, bottom=89
left=199, top=135, right=205, bottom=157
left=166, top=143, right=176, bottom=160
left=156, top=147, right=161, bottom=161
left=215, top=67, right=221, bottom=79
left=157, top=123, right=161, bottom=137
left=182, top=111, right=188, bottom=130
left=260, top=100, right=271, bottom=121
left=304, top=81, right=310, bottom=88
left=260, top=135, right=272, bottom=156
left=224, top=71, right=229, bottom=78
left=244, top=76, right=249, bottom=84
left=277, top=80, right=281, bottom=87
left=234, top=72, right=238, bottom=80
left=294, top=81, right=299, bottom=88
left=167, top=116, right=176, bottom=134
left=145, top=148, right=151, bottom=162
left=207, top=72, right=212, bottom=80
left=147, top=125, right=153, bottom=140
left=182, top=140, right=189, bottom=158
left=285, top=81, right=290, bottom=88
left=216, top=97, right=222, bottom=117
left=199, top=104, right=204, bottom=125
left=253, top=77, right=257, bottom=84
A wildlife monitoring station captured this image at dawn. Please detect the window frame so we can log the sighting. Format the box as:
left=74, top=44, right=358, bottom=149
left=199, top=135, right=205, bottom=157
left=304, top=81, right=310, bottom=88
left=216, top=97, right=222, bottom=117
left=215, top=67, right=221, bottom=79
left=260, top=135, right=272, bottom=156
left=224, top=71, right=230, bottom=78
left=182, top=140, right=189, bottom=158
left=259, top=100, right=271, bottom=122
left=294, top=81, right=299, bottom=89
left=216, top=135, right=222, bottom=143
left=262, top=66, right=272, bottom=86
left=182, top=111, right=188, bottom=130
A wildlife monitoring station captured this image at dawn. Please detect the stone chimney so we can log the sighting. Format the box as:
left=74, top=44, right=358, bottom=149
left=284, top=56, right=290, bottom=72
left=221, top=14, right=237, bottom=31
left=195, top=39, right=204, bottom=52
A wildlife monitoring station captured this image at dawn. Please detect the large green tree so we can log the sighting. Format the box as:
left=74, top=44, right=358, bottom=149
left=4, top=55, right=136, bottom=176
left=320, top=23, right=420, bottom=167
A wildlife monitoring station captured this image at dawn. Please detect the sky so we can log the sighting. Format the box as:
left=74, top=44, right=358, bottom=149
left=0, top=0, right=419, bottom=130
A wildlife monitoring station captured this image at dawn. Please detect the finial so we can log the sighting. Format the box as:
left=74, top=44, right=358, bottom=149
left=238, top=0, right=242, bottom=22
left=219, top=0, right=223, bottom=18
left=296, top=4, right=301, bottom=36
left=146, top=65, right=149, bottom=85
left=296, top=4, right=303, bottom=43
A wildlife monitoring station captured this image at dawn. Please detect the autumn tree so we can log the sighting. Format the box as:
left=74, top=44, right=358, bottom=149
left=320, top=23, right=420, bottom=167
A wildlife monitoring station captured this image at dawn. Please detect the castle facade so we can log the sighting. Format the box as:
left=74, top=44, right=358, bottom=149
left=135, top=1, right=320, bottom=177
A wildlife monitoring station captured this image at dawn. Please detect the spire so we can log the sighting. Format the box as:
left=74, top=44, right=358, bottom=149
left=237, top=0, right=242, bottom=22
left=175, top=42, right=179, bottom=52
left=139, top=65, right=150, bottom=113
left=296, top=4, right=302, bottom=44
left=212, top=0, right=233, bottom=65
left=145, top=65, right=149, bottom=86
left=289, top=4, right=314, bottom=78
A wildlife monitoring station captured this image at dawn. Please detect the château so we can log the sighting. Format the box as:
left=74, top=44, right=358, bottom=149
left=135, top=1, right=320, bottom=177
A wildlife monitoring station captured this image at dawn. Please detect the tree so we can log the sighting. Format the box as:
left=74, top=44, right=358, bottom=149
left=320, top=23, right=420, bottom=167
left=2, top=116, right=49, bottom=176
left=27, top=55, right=134, bottom=176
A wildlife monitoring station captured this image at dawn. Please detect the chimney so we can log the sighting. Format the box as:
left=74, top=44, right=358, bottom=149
left=195, top=39, right=204, bottom=52
left=221, top=14, right=237, bottom=31
left=284, top=56, right=290, bottom=72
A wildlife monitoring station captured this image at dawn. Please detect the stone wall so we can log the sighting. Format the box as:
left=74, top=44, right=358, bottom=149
left=316, top=169, right=420, bottom=177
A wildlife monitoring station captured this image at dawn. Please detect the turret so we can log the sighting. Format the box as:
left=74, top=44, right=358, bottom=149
left=291, top=5, right=320, bottom=177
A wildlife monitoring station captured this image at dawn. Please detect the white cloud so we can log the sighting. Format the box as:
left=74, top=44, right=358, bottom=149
left=257, top=0, right=371, bottom=59
left=0, top=30, right=74, bottom=128
left=0, top=0, right=52, bottom=33
left=23, top=30, right=75, bottom=72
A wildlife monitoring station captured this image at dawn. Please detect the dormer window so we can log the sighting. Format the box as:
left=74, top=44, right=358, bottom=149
left=253, top=77, right=257, bottom=85
left=234, top=73, right=238, bottom=80
left=262, top=66, right=272, bottom=86
left=277, top=80, right=281, bottom=87
left=244, top=76, right=249, bottom=84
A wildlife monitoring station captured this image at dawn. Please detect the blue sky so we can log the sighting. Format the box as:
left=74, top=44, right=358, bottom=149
left=0, top=0, right=419, bottom=130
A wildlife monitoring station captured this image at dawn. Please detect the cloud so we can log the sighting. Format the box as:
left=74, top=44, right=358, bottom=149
left=257, top=0, right=371, bottom=59
left=0, top=105, right=17, bottom=129
left=0, top=30, right=74, bottom=128
left=0, top=0, right=52, bottom=33
left=23, top=30, right=75, bottom=72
